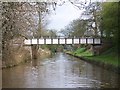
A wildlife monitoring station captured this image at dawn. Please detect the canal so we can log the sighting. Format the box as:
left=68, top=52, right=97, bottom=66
left=2, top=52, right=119, bottom=88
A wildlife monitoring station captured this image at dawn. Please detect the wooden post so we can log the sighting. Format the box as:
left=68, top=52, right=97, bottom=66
left=72, top=38, right=74, bottom=44
left=31, top=44, right=38, bottom=59
left=58, top=38, right=60, bottom=44
left=79, top=38, right=80, bottom=44
left=44, top=38, right=46, bottom=44
left=90, top=45, right=94, bottom=55
left=65, top=38, right=67, bottom=44
left=31, top=39, right=38, bottom=59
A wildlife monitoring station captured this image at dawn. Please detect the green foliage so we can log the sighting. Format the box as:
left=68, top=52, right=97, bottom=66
left=41, top=45, right=57, bottom=53
left=73, top=48, right=93, bottom=56
left=74, top=48, right=86, bottom=54
left=41, top=45, right=64, bottom=53
left=47, top=45, right=57, bottom=53
left=70, top=19, right=88, bottom=37
left=43, top=29, right=57, bottom=37
left=101, top=2, right=119, bottom=47
left=59, top=19, right=88, bottom=37
left=40, top=45, right=47, bottom=49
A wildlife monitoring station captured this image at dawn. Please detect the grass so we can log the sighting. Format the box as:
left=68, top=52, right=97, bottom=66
left=66, top=47, right=119, bottom=67
left=84, top=48, right=119, bottom=67
left=73, top=47, right=93, bottom=56
left=74, top=47, right=86, bottom=54
left=77, top=50, right=93, bottom=56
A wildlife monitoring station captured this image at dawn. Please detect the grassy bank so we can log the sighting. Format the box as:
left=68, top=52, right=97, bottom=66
left=66, top=47, right=119, bottom=68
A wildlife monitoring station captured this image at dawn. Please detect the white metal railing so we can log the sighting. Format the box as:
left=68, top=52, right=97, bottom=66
left=24, top=38, right=101, bottom=45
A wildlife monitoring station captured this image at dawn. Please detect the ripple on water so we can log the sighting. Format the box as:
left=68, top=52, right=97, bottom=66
left=2, top=52, right=120, bottom=88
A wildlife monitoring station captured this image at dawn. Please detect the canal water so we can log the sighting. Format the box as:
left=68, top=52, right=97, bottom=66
left=2, top=52, right=119, bottom=88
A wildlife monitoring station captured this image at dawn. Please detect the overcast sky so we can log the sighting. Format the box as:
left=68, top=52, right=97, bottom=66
left=47, top=1, right=84, bottom=31
left=46, top=0, right=106, bottom=31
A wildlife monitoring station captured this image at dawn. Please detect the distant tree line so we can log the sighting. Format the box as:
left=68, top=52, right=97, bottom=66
left=59, top=2, right=119, bottom=49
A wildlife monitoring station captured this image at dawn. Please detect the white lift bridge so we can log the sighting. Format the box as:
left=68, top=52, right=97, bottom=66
left=24, top=37, right=101, bottom=45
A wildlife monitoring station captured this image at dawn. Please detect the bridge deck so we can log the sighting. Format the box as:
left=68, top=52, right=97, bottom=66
left=24, top=38, right=101, bottom=45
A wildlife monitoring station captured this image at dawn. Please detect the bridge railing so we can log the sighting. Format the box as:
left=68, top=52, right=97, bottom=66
left=24, top=37, right=101, bottom=45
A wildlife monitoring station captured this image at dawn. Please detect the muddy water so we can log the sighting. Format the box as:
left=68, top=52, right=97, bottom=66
left=2, top=53, right=119, bottom=88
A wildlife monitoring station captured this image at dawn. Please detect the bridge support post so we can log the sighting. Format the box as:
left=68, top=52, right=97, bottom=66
left=91, top=45, right=95, bottom=56
left=91, top=44, right=99, bottom=56
left=31, top=44, right=38, bottom=59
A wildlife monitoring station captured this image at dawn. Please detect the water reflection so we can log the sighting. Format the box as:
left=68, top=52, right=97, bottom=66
left=2, top=52, right=119, bottom=88
left=32, top=59, right=38, bottom=67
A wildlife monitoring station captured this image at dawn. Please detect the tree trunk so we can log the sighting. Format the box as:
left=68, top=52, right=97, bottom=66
left=93, top=9, right=98, bottom=37
left=31, top=45, right=38, bottom=59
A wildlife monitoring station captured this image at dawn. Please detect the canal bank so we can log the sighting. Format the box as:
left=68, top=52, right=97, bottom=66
left=65, top=49, right=120, bottom=74
left=2, top=46, right=51, bottom=69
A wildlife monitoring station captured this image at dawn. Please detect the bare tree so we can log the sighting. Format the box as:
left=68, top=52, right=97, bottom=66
left=1, top=2, right=57, bottom=62
left=82, top=2, right=102, bottom=37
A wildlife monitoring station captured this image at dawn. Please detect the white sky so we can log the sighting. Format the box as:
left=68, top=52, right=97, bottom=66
left=47, top=1, right=84, bottom=31
left=46, top=0, right=107, bottom=31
